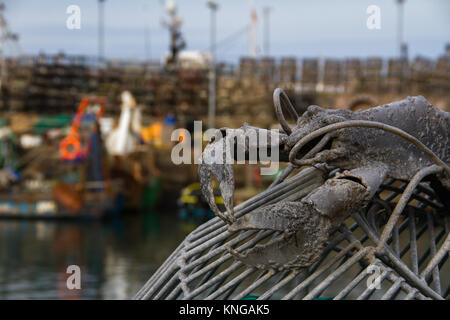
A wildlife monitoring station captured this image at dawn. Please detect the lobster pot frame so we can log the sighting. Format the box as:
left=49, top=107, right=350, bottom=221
left=135, top=167, right=449, bottom=300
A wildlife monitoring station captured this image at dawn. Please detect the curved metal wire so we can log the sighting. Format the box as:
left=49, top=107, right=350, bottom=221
left=288, top=120, right=450, bottom=175
left=273, top=88, right=299, bottom=135
left=135, top=167, right=449, bottom=300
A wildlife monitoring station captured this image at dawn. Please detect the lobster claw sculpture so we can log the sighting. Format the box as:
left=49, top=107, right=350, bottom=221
left=198, top=124, right=289, bottom=225
left=199, top=88, right=450, bottom=271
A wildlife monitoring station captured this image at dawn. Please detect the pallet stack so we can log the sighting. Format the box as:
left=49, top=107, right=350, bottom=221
left=2, top=57, right=33, bottom=111
left=323, top=59, right=343, bottom=91
left=278, top=57, right=297, bottom=89
left=409, top=56, right=433, bottom=94
left=362, top=57, right=383, bottom=92
left=343, top=58, right=362, bottom=93
left=1, top=51, right=449, bottom=118
left=431, top=55, right=450, bottom=95
left=301, top=58, right=319, bottom=92
left=258, top=57, right=276, bottom=85
left=386, top=58, right=408, bottom=93
left=24, top=54, right=90, bottom=113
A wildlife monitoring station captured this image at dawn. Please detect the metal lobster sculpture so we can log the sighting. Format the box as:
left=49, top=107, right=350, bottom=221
left=199, top=88, right=450, bottom=271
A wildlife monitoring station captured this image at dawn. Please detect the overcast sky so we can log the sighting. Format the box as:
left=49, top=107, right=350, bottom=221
left=4, top=0, right=450, bottom=63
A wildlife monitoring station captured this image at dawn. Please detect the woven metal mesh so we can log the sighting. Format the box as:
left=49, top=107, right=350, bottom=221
left=135, top=167, right=449, bottom=300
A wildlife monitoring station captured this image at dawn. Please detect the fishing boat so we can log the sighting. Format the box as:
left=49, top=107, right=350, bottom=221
left=177, top=182, right=221, bottom=223
left=0, top=97, right=122, bottom=219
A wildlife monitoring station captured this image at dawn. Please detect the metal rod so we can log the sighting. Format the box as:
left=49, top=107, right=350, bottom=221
left=98, top=0, right=106, bottom=68
left=397, top=0, right=405, bottom=58
left=408, top=208, right=419, bottom=275
left=377, top=165, right=443, bottom=251
left=262, top=7, right=272, bottom=56
left=207, top=1, right=218, bottom=129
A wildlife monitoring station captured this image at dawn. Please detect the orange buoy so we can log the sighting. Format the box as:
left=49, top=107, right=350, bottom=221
left=60, top=134, right=84, bottom=161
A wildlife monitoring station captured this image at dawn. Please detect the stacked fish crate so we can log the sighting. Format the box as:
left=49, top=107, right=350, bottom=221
left=386, top=57, right=408, bottom=94
left=278, top=57, right=297, bottom=90
left=362, top=57, right=383, bottom=93
left=3, top=57, right=33, bottom=112
left=323, top=59, right=343, bottom=92
left=409, top=56, right=434, bottom=94
left=343, top=58, right=362, bottom=94
left=25, top=54, right=90, bottom=113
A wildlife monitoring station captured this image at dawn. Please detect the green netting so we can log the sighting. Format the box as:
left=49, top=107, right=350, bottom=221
left=32, top=114, right=73, bottom=134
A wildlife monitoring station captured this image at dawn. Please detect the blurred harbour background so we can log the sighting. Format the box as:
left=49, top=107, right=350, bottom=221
left=0, top=0, right=448, bottom=299
left=0, top=212, right=186, bottom=299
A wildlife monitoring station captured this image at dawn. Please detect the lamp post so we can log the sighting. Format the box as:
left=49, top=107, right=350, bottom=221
left=98, top=0, right=106, bottom=68
left=397, top=0, right=405, bottom=59
left=263, top=7, right=272, bottom=56
left=0, top=3, right=5, bottom=90
left=207, top=1, right=218, bottom=129
left=144, top=3, right=151, bottom=62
